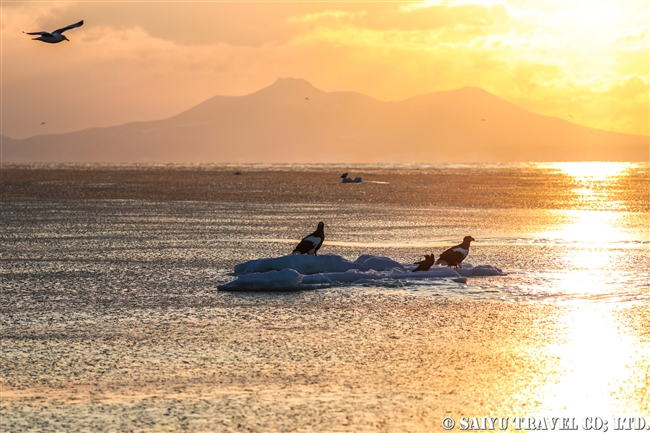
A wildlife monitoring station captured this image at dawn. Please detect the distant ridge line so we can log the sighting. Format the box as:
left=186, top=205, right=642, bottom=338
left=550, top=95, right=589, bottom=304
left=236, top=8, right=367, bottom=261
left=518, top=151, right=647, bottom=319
left=3, top=78, right=648, bottom=163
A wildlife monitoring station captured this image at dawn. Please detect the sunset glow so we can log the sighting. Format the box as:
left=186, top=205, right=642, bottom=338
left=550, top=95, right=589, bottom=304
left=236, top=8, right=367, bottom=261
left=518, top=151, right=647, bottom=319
left=3, top=0, right=649, bottom=426
left=2, top=1, right=648, bottom=142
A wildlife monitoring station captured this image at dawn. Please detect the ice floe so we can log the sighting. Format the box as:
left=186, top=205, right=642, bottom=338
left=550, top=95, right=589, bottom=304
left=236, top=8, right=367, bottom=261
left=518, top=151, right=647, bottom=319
left=219, top=254, right=504, bottom=291
left=233, top=254, right=403, bottom=275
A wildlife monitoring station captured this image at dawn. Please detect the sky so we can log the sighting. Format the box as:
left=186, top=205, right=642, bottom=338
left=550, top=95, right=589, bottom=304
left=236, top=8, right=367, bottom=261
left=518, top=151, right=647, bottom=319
left=2, top=0, right=649, bottom=140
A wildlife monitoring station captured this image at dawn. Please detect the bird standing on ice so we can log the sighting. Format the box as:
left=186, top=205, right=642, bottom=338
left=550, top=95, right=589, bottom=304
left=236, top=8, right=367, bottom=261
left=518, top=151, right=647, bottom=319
left=413, top=254, right=435, bottom=272
left=23, top=20, right=83, bottom=43
left=435, top=236, right=475, bottom=268
left=292, top=222, right=325, bottom=255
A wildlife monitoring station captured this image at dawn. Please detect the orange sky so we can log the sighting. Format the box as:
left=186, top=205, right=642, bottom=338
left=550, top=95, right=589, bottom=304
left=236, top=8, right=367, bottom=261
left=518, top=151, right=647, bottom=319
left=2, top=1, right=648, bottom=140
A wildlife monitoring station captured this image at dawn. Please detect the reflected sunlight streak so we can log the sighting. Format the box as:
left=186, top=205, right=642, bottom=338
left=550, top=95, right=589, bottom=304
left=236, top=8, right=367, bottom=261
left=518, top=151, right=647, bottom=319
left=531, top=162, right=644, bottom=415
left=535, top=304, right=641, bottom=416
left=542, top=210, right=635, bottom=245
left=538, top=162, right=638, bottom=243
left=545, top=162, right=634, bottom=182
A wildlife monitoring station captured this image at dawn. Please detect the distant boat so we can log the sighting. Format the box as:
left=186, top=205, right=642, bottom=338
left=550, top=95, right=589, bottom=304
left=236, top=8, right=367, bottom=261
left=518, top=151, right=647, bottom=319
left=342, top=176, right=362, bottom=183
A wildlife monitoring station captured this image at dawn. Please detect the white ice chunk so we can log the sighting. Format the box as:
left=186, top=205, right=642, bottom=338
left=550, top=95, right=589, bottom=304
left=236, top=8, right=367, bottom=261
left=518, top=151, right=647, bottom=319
left=302, top=266, right=466, bottom=285
left=221, top=254, right=502, bottom=291
left=455, top=264, right=505, bottom=277
left=218, top=269, right=304, bottom=291
left=354, top=254, right=404, bottom=271
left=234, top=254, right=403, bottom=276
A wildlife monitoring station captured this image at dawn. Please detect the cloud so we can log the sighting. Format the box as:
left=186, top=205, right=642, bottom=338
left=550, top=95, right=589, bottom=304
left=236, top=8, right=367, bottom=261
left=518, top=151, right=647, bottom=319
left=34, top=2, right=383, bottom=48
left=284, top=0, right=649, bottom=134
left=2, top=1, right=648, bottom=139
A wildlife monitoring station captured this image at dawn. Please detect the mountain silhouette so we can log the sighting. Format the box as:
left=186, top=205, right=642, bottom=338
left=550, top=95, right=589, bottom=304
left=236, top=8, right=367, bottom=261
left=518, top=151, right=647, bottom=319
left=3, top=78, right=647, bottom=162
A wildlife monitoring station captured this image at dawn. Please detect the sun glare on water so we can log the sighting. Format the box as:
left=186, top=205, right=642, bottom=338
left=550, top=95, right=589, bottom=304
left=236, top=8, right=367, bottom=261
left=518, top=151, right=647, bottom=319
left=531, top=303, right=643, bottom=417
left=547, top=162, right=633, bottom=181
left=525, top=162, right=647, bottom=415
left=537, top=162, right=639, bottom=243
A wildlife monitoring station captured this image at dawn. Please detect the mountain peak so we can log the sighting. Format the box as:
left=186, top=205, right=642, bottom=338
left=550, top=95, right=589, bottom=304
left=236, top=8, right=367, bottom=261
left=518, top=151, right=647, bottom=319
left=4, top=78, right=647, bottom=163
left=248, top=77, right=324, bottom=101
left=273, top=77, right=314, bottom=86
left=270, top=77, right=318, bottom=92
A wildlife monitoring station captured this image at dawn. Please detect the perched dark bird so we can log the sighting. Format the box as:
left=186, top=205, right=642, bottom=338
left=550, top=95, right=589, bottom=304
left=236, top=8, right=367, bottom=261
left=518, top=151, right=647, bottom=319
left=292, top=222, right=325, bottom=255
left=340, top=173, right=348, bottom=179
left=23, top=20, right=83, bottom=43
left=413, top=254, right=435, bottom=272
left=233, top=171, right=242, bottom=175
left=435, top=236, right=475, bottom=268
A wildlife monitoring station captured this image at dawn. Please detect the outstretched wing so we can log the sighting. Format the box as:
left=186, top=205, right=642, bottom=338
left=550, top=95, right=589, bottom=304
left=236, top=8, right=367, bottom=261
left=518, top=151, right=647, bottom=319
left=53, top=20, right=83, bottom=34
left=23, top=31, right=52, bottom=36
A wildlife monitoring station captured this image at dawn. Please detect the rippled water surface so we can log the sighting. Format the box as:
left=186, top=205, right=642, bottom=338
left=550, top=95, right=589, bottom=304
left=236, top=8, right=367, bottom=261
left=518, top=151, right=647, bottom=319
left=1, top=162, right=649, bottom=431
left=3, top=162, right=648, bottom=302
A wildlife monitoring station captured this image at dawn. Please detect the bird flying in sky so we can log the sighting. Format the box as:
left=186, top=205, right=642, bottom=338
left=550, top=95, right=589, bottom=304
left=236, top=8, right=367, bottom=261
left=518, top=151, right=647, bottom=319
left=23, top=20, right=84, bottom=43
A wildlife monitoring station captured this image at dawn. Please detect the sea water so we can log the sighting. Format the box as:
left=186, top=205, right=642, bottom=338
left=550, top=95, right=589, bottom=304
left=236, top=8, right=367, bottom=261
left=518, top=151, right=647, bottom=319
left=2, top=162, right=648, bottom=304
left=2, top=162, right=650, bottom=429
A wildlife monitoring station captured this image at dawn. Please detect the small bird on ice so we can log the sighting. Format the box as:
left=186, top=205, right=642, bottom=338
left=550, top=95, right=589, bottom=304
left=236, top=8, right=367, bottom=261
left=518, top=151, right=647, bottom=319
left=292, top=222, right=325, bottom=255
left=413, top=254, right=435, bottom=272
left=435, top=236, right=475, bottom=268
left=23, top=20, right=83, bottom=43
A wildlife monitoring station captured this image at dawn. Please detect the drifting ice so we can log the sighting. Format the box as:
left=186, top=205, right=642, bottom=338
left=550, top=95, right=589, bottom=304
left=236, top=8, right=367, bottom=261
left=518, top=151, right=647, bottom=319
left=218, top=254, right=504, bottom=291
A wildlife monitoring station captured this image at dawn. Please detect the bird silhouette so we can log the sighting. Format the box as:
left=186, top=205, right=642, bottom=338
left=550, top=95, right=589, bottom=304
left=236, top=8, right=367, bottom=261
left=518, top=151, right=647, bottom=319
left=435, top=236, right=475, bottom=268
left=413, top=254, right=435, bottom=272
left=292, top=222, right=325, bottom=256
left=24, top=20, right=83, bottom=43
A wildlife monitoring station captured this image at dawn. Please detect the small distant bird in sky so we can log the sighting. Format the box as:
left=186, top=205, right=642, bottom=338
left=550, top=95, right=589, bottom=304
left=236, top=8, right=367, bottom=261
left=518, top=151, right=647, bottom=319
left=23, top=20, right=83, bottom=43
left=40, top=122, right=46, bottom=126
left=568, top=115, right=574, bottom=119
left=305, top=97, right=309, bottom=101
left=481, top=119, right=486, bottom=121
